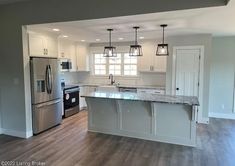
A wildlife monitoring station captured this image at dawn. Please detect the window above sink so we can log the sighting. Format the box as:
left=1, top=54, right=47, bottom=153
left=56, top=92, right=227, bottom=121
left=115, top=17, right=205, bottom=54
left=93, top=52, right=138, bottom=77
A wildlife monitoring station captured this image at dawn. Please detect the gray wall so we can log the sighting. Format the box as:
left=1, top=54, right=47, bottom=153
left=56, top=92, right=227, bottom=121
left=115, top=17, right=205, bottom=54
left=0, top=0, right=227, bottom=135
left=209, top=37, right=235, bottom=116
left=165, top=34, right=212, bottom=120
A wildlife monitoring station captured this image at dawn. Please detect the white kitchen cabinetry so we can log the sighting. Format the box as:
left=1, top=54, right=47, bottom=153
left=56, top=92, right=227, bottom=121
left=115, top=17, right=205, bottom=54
left=79, top=86, right=97, bottom=109
left=137, top=88, right=165, bottom=95
left=76, top=43, right=90, bottom=71
left=138, top=42, right=167, bottom=73
left=58, top=39, right=77, bottom=71
left=28, top=33, right=58, bottom=57
left=79, top=86, right=87, bottom=109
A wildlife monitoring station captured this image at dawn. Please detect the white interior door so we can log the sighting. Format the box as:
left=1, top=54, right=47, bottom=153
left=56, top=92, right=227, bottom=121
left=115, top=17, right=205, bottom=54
left=175, top=49, right=200, bottom=97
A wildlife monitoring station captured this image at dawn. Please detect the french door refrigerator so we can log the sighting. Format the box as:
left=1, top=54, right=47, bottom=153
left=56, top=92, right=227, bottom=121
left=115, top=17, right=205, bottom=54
left=30, top=57, right=62, bottom=134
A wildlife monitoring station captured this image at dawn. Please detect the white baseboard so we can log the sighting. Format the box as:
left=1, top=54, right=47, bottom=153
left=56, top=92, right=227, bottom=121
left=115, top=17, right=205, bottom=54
left=1, top=128, right=33, bottom=138
left=198, top=117, right=209, bottom=124
left=209, top=112, right=235, bottom=120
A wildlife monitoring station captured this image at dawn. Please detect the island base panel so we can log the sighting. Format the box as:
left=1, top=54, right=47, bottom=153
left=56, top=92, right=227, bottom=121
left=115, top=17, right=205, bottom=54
left=85, top=97, right=196, bottom=147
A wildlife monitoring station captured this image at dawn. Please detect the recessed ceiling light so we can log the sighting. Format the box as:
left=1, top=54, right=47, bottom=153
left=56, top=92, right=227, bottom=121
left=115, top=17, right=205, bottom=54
left=81, top=40, right=86, bottom=42
left=139, top=36, right=145, bottom=39
left=52, top=28, right=60, bottom=32
left=118, top=37, right=124, bottom=40
left=96, top=39, right=101, bottom=41
left=62, top=35, right=68, bottom=38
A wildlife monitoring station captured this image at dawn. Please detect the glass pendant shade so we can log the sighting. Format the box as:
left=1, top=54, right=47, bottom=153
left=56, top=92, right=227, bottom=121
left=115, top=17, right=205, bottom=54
left=103, top=29, right=117, bottom=57
left=103, top=46, right=116, bottom=57
left=129, top=27, right=143, bottom=56
left=156, top=24, right=169, bottom=56
left=129, top=45, right=143, bottom=56
left=156, top=44, right=169, bottom=56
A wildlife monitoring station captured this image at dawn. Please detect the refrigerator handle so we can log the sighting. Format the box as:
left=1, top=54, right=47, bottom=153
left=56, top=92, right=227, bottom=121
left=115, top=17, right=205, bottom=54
left=48, top=65, right=53, bottom=94
left=45, top=65, right=50, bottom=94
left=35, top=99, right=61, bottom=108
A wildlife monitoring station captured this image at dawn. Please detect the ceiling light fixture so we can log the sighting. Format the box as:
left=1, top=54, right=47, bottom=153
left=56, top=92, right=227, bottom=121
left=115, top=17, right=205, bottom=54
left=96, top=39, right=101, bottom=41
left=103, top=29, right=117, bottom=57
left=156, top=24, right=169, bottom=56
left=139, top=36, right=145, bottom=39
left=52, top=28, right=60, bottom=32
left=81, top=40, right=85, bottom=42
left=129, top=27, right=143, bottom=56
left=62, top=35, right=68, bottom=38
left=118, top=37, right=124, bottom=40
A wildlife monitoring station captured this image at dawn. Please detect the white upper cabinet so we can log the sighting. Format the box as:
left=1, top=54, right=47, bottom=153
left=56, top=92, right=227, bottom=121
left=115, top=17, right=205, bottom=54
left=58, top=38, right=74, bottom=59
left=138, top=41, right=167, bottom=73
left=45, top=36, right=58, bottom=57
left=58, top=39, right=90, bottom=72
left=58, top=38, right=77, bottom=71
left=28, top=33, right=58, bottom=57
left=76, top=43, right=90, bottom=71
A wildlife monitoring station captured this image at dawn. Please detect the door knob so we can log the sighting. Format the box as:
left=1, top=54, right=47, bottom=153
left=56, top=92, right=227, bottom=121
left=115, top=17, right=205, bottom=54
left=176, top=88, right=179, bottom=90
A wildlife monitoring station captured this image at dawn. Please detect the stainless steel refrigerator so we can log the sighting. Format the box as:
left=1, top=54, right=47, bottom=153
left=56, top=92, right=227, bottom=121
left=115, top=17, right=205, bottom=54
left=30, top=57, right=62, bottom=134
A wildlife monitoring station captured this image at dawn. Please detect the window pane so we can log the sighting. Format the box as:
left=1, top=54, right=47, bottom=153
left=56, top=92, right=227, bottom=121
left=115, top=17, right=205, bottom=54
left=94, top=54, right=106, bottom=64
left=109, top=64, right=121, bottom=75
left=124, top=64, right=137, bottom=76
left=109, top=54, right=121, bottom=64
left=124, top=53, right=137, bottom=64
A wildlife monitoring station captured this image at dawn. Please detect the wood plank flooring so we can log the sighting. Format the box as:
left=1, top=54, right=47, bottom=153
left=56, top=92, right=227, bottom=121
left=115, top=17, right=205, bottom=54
left=0, top=111, right=235, bottom=166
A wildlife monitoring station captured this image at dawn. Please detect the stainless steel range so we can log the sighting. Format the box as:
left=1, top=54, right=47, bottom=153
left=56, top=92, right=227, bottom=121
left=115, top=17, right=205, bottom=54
left=63, top=85, right=80, bottom=118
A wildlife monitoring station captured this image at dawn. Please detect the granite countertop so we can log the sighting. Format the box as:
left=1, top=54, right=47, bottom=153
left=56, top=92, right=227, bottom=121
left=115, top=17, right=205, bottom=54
left=74, top=83, right=165, bottom=90
left=81, top=92, right=199, bottom=106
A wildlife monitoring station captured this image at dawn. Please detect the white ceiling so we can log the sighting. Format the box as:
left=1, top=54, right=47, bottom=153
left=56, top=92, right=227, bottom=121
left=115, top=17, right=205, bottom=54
left=27, top=0, right=235, bottom=43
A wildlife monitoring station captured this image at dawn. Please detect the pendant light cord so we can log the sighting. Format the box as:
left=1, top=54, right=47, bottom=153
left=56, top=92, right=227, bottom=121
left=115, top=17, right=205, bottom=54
left=135, top=28, right=138, bottom=45
left=109, top=30, right=111, bottom=47
left=162, top=26, right=165, bottom=44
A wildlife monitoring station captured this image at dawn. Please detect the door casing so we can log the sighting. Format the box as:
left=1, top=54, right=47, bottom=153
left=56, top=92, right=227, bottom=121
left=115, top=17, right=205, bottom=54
left=172, top=46, right=205, bottom=123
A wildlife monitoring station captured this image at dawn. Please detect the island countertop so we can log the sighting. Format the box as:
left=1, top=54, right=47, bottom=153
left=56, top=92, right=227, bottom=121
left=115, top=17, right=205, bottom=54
left=82, top=92, right=199, bottom=106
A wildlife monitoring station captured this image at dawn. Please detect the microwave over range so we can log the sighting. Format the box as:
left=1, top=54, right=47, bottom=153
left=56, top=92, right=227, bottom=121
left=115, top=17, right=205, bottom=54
left=60, top=58, right=72, bottom=72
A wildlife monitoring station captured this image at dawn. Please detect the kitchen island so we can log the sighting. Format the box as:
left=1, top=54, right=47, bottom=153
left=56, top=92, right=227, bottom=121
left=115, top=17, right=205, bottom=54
left=82, top=92, right=199, bottom=147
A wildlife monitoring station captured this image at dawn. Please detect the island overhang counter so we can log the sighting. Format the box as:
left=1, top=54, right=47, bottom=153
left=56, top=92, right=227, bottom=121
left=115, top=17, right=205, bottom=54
left=82, top=92, right=199, bottom=147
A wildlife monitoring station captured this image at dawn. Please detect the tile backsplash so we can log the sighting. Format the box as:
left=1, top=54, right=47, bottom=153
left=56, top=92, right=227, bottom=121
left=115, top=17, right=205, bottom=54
left=61, top=71, right=166, bottom=86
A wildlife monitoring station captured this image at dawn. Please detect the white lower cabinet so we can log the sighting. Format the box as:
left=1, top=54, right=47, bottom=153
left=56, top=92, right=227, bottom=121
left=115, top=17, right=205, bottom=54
left=79, top=87, right=87, bottom=109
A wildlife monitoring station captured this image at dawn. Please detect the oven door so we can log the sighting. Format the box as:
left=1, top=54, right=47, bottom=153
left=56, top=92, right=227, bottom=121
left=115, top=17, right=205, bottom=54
left=64, top=88, right=79, bottom=117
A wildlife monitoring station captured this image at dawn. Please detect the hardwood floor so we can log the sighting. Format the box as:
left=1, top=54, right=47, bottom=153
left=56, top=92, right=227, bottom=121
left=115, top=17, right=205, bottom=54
left=0, top=111, right=235, bottom=166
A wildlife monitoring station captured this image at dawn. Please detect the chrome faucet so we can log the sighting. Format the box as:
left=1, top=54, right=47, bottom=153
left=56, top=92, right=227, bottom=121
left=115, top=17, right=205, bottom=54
left=109, top=74, right=115, bottom=85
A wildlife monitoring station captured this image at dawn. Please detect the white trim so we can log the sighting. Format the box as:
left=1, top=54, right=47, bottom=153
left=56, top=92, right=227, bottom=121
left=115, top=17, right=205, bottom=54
left=209, top=112, right=235, bottom=120
left=233, top=70, right=235, bottom=113
left=172, top=46, right=205, bottom=123
left=1, top=128, right=33, bottom=138
left=22, top=26, right=33, bottom=138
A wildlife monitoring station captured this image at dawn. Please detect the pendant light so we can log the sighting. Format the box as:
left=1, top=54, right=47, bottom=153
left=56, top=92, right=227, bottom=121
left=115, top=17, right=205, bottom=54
left=129, top=27, right=143, bottom=56
left=156, top=24, right=169, bottom=56
left=103, top=29, right=117, bottom=57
